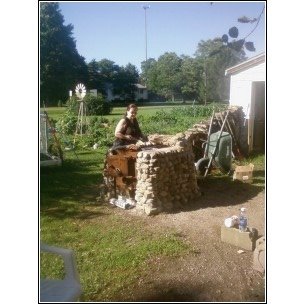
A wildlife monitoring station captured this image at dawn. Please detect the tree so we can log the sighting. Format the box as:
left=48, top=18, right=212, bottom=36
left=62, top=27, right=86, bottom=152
left=87, top=59, right=139, bottom=101
left=87, top=59, right=102, bottom=93
left=140, top=58, right=157, bottom=85
left=195, top=38, right=246, bottom=103
left=179, top=55, right=200, bottom=101
left=98, top=59, right=120, bottom=83
left=146, top=52, right=182, bottom=101
left=113, top=63, right=139, bottom=99
left=40, top=3, right=88, bottom=105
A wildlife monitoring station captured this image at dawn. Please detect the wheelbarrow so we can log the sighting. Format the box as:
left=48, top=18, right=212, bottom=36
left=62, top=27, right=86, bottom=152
left=195, top=111, right=232, bottom=177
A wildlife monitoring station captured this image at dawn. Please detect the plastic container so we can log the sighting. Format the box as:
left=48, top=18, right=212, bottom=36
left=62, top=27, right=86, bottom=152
left=224, top=215, right=239, bottom=228
left=109, top=196, right=134, bottom=209
left=239, top=207, right=248, bottom=232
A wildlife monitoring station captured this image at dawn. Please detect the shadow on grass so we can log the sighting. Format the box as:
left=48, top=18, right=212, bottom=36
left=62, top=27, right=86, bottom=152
left=40, top=157, right=104, bottom=219
left=41, top=205, right=106, bottom=220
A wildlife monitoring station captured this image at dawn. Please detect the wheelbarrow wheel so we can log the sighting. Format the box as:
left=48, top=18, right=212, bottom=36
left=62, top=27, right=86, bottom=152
left=195, top=158, right=211, bottom=176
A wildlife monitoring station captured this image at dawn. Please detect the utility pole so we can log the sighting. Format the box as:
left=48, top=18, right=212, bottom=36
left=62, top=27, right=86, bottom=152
left=143, top=5, right=150, bottom=63
left=204, top=58, right=207, bottom=105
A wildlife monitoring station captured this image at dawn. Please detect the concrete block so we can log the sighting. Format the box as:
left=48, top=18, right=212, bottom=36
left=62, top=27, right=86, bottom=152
left=221, top=226, right=258, bottom=251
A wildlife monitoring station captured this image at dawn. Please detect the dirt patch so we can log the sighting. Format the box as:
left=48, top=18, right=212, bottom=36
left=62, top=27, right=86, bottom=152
left=110, top=177, right=265, bottom=302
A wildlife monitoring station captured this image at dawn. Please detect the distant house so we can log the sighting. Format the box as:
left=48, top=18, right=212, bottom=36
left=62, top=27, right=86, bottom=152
left=105, top=83, right=115, bottom=101
left=105, top=83, right=148, bottom=102
left=134, top=83, right=148, bottom=101
left=225, top=52, right=265, bottom=153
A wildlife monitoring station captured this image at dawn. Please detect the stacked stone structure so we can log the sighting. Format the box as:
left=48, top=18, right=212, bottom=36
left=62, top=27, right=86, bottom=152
left=103, top=106, right=247, bottom=215
left=134, top=137, right=200, bottom=215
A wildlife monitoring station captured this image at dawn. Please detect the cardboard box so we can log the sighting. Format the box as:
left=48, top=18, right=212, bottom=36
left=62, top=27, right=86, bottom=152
left=233, top=163, right=254, bottom=183
left=221, top=226, right=258, bottom=251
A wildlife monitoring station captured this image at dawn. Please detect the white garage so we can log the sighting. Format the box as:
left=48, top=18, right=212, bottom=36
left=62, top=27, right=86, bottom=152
left=225, top=53, right=265, bottom=153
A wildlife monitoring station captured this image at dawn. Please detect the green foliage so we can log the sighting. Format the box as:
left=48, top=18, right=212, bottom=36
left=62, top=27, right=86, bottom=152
left=195, top=39, right=246, bottom=102
left=87, top=59, right=139, bottom=101
left=64, top=94, right=113, bottom=117
left=56, top=106, right=114, bottom=146
left=139, top=104, right=227, bottom=135
left=171, top=104, right=227, bottom=117
left=65, top=96, right=79, bottom=114
left=79, top=116, right=114, bottom=147
left=84, top=94, right=113, bottom=116
left=56, top=111, right=78, bottom=135
left=179, top=56, right=200, bottom=100
left=146, top=52, right=183, bottom=101
left=143, top=39, right=246, bottom=104
left=113, top=64, right=139, bottom=98
left=40, top=3, right=88, bottom=105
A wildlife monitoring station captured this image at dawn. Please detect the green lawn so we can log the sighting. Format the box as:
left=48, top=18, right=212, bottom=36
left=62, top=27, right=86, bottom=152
left=41, top=103, right=197, bottom=122
left=40, top=149, right=191, bottom=301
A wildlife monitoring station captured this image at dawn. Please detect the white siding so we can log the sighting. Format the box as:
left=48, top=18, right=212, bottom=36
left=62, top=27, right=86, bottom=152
left=229, top=62, right=265, bottom=118
left=135, top=88, right=148, bottom=100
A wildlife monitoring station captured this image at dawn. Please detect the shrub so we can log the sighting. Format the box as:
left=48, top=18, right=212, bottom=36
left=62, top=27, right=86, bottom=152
left=65, top=94, right=113, bottom=116
left=85, top=94, right=113, bottom=115
left=77, top=116, right=114, bottom=147
left=56, top=111, right=78, bottom=135
left=65, top=96, right=79, bottom=114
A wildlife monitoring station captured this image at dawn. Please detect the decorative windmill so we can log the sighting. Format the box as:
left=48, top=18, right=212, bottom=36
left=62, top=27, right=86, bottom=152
left=75, top=83, right=86, bottom=100
left=74, top=83, right=88, bottom=142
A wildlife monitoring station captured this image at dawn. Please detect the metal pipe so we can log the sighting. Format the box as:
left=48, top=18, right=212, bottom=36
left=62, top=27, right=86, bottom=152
left=204, top=110, right=215, bottom=158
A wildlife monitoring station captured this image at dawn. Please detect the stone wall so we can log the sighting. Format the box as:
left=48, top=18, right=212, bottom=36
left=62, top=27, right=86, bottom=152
left=135, top=137, right=200, bottom=215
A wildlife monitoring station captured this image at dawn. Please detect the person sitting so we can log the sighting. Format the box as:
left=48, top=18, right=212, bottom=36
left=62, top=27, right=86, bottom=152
left=112, top=104, right=148, bottom=149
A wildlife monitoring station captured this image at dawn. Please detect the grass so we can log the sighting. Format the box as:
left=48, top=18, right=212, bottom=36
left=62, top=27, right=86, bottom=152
left=42, top=103, right=199, bottom=122
left=40, top=105, right=265, bottom=301
left=41, top=106, right=67, bottom=121
left=40, top=148, right=190, bottom=301
left=41, top=207, right=188, bottom=301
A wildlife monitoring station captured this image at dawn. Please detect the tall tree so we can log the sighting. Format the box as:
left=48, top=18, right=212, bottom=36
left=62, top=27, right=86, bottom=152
left=158, top=52, right=182, bottom=101
left=145, top=52, right=182, bottom=101
left=179, top=55, right=200, bottom=101
left=195, top=38, right=246, bottom=102
left=40, top=2, right=88, bottom=105
left=96, top=59, right=119, bottom=95
left=140, top=58, right=156, bottom=85
left=98, top=59, right=120, bottom=83
left=113, top=63, right=139, bottom=99
left=87, top=59, right=101, bottom=92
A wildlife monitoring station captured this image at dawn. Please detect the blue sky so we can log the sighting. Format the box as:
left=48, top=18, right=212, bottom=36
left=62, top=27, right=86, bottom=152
left=59, top=1, right=266, bottom=72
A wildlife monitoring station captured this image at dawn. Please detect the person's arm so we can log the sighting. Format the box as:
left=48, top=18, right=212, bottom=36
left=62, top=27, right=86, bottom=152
left=115, top=119, right=135, bottom=141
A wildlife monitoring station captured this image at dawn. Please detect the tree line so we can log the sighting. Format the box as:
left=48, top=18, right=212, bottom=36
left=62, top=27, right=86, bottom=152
left=40, top=2, right=249, bottom=106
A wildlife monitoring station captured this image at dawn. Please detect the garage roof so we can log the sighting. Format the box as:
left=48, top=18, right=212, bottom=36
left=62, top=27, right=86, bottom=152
left=225, top=52, right=265, bottom=76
